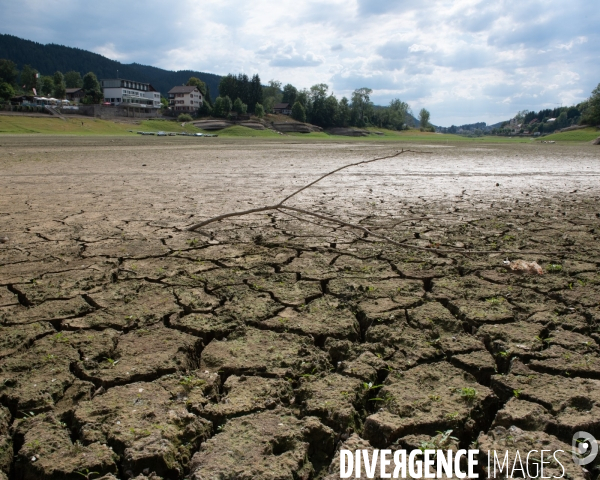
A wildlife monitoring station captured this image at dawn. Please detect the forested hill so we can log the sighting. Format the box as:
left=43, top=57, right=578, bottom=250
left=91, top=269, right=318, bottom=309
left=0, top=34, right=222, bottom=98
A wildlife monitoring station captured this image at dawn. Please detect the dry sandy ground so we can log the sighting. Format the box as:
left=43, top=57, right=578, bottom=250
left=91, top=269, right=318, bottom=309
left=0, top=136, right=600, bottom=479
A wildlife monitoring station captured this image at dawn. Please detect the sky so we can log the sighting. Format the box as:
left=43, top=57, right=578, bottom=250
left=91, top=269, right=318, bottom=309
left=1, top=0, right=598, bottom=126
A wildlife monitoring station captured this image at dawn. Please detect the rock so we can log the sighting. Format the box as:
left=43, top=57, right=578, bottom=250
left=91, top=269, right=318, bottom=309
left=272, top=122, right=322, bottom=133
left=238, top=121, right=266, bottom=130
left=328, top=127, right=370, bottom=137
left=591, top=136, right=600, bottom=145
left=192, top=120, right=233, bottom=130
left=507, top=259, right=544, bottom=275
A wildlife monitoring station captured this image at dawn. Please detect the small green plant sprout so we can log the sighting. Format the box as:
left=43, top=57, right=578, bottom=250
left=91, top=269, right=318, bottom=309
left=498, top=351, right=509, bottom=357
left=486, top=297, right=503, bottom=305
left=104, top=357, right=119, bottom=367
left=76, top=468, right=99, bottom=480
left=458, top=387, right=477, bottom=402
left=534, top=336, right=551, bottom=344
left=363, top=382, right=383, bottom=391
left=368, top=393, right=394, bottom=403
left=19, top=411, right=36, bottom=419
left=546, top=264, right=563, bottom=273
left=445, top=411, right=460, bottom=420
left=300, top=367, right=318, bottom=378
left=187, top=238, right=199, bottom=246
left=179, top=376, right=194, bottom=388
left=53, top=332, right=69, bottom=343
left=436, top=429, right=458, bottom=447
left=217, top=421, right=227, bottom=432
left=513, top=389, right=523, bottom=398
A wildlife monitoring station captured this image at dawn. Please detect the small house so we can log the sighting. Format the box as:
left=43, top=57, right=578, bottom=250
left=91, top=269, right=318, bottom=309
left=66, top=88, right=85, bottom=103
left=273, top=103, right=292, bottom=115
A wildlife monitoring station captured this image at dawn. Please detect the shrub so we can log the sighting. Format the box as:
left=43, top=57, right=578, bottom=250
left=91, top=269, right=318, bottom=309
left=177, top=113, right=193, bottom=122
left=255, top=103, right=265, bottom=118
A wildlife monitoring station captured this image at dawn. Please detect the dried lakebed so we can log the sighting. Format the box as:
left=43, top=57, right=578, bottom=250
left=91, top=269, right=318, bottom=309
left=0, top=136, right=599, bottom=479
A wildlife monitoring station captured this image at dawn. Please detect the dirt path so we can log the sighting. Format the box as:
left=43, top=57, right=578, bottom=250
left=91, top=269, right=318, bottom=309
left=0, top=136, right=599, bottom=479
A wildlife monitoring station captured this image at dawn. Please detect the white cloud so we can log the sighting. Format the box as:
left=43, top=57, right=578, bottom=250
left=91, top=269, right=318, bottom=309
left=92, top=43, right=127, bottom=61
left=408, top=44, right=432, bottom=53
left=0, top=0, right=598, bottom=125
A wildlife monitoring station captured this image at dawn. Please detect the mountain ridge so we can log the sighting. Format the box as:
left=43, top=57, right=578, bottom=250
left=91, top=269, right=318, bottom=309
left=0, top=33, right=222, bottom=99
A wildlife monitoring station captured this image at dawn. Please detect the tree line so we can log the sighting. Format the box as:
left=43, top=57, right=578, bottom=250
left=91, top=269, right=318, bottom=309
left=490, top=94, right=600, bottom=136
left=0, top=58, right=104, bottom=103
left=1, top=55, right=434, bottom=131
left=206, top=73, right=433, bottom=131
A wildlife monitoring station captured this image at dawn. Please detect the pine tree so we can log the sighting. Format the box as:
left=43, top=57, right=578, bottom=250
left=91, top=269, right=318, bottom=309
left=53, top=71, right=66, bottom=99
left=291, top=101, right=306, bottom=122
left=82, top=71, right=102, bottom=104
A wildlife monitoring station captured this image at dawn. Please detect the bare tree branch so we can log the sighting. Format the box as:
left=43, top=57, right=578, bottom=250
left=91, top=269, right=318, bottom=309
left=186, top=150, right=556, bottom=256
left=279, top=149, right=424, bottom=204
left=187, top=150, right=422, bottom=232
left=186, top=205, right=279, bottom=231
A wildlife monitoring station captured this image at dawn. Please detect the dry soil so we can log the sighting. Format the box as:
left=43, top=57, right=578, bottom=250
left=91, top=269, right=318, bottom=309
left=0, top=136, right=599, bottom=479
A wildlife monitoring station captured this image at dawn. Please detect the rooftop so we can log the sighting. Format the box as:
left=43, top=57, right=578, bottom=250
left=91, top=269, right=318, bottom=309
left=168, top=86, right=200, bottom=94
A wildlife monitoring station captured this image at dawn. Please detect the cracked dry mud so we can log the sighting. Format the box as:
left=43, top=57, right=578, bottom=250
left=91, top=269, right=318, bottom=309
left=0, top=136, right=599, bottom=479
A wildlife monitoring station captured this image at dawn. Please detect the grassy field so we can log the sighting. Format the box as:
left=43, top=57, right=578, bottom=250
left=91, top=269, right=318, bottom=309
left=216, top=125, right=281, bottom=137
left=536, top=127, right=599, bottom=142
left=0, top=116, right=135, bottom=135
left=1, top=114, right=597, bottom=143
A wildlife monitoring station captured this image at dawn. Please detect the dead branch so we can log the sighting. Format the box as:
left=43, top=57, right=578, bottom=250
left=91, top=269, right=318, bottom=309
left=186, top=150, right=557, bottom=256
left=187, top=150, right=417, bottom=231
